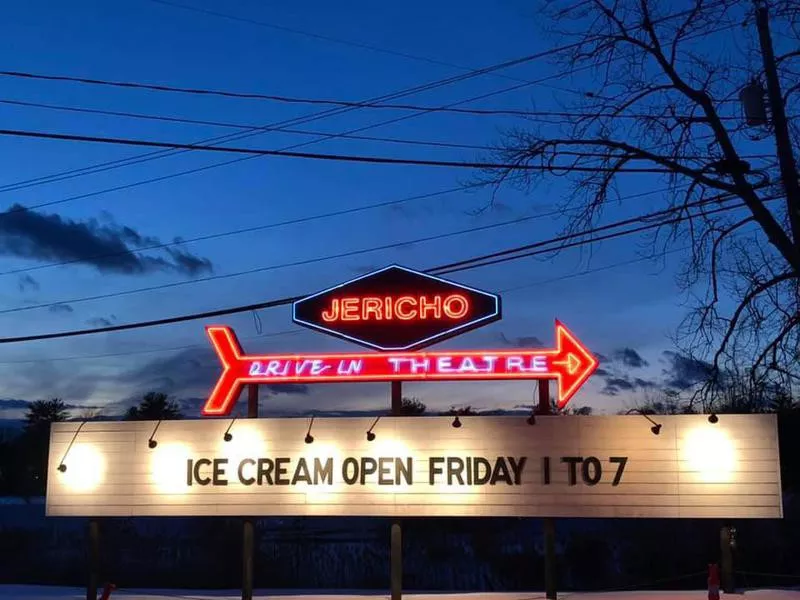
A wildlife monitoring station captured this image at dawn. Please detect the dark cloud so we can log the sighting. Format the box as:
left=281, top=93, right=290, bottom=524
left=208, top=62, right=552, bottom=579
left=48, top=303, right=73, bottom=314
left=499, top=333, right=544, bottom=348
left=612, top=348, right=649, bottom=368
left=661, top=351, right=714, bottom=390
left=595, top=352, right=610, bottom=364
left=86, top=315, right=117, bottom=327
left=600, top=375, right=658, bottom=397
left=17, top=274, right=39, bottom=293
left=595, top=368, right=611, bottom=377
left=0, top=204, right=213, bottom=277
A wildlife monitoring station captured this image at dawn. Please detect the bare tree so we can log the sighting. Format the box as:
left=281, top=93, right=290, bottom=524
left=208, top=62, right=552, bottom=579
left=483, top=0, right=800, bottom=408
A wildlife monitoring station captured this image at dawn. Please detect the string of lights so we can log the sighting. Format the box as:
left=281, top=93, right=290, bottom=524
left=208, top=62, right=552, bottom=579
left=0, top=190, right=775, bottom=344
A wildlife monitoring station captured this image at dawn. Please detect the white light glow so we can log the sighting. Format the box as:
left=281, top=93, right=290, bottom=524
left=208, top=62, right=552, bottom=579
left=151, top=443, right=192, bottom=494
left=683, top=426, right=737, bottom=483
left=60, top=444, right=104, bottom=492
left=219, top=424, right=266, bottom=468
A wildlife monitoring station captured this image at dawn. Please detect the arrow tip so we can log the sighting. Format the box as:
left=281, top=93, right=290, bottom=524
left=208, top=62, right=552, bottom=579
left=553, top=321, right=598, bottom=410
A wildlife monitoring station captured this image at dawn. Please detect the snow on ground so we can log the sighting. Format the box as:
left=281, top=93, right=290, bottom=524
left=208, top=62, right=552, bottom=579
left=2, top=589, right=800, bottom=600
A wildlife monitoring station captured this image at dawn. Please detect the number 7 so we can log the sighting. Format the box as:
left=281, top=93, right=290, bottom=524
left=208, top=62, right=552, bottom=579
left=610, top=456, right=627, bottom=486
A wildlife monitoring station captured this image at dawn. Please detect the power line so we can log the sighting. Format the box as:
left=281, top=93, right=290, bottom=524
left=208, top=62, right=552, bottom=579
left=0, top=69, right=746, bottom=121
left=0, top=185, right=677, bottom=280
left=0, top=204, right=596, bottom=315
left=0, top=246, right=692, bottom=365
left=0, top=190, right=771, bottom=344
left=0, top=54, right=570, bottom=199
left=4, top=47, right=552, bottom=195
left=0, top=9, right=738, bottom=196
left=0, top=127, right=683, bottom=172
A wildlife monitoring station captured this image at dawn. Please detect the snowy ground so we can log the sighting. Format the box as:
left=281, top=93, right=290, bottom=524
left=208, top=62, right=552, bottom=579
left=1, top=589, right=800, bottom=600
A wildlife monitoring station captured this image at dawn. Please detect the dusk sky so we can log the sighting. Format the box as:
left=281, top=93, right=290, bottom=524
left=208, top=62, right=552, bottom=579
left=0, top=0, right=776, bottom=421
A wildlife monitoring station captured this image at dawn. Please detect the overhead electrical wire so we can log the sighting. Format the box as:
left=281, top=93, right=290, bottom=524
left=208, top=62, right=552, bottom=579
left=0, top=245, right=693, bottom=365
left=0, top=185, right=680, bottom=279
left=0, top=127, right=686, bottom=173
left=0, top=190, right=777, bottom=344
left=0, top=48, right=574, bottom=195
left=0, top=70, right=746, bottom=121
left=0, top=10, right=741, bottom=197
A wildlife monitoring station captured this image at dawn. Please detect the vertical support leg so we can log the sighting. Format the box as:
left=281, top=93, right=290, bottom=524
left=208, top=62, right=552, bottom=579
left=544, top=518, right=557, bottom=600
left=391, top=521, right=403, bottom=600
left=539, top=380, right=557, bottom=600
left=390, top=380, right=403, bottom=600
left=87, top=519, right=99, bottom=600
left=242, top=519, right=254, bottom=600
left=242, top=383, right=259, bottom=600
left=720, top=525, right=734, bottom=594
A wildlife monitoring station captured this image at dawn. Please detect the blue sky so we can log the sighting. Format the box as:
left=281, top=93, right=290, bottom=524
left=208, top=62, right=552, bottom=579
left=0, top=0, right=756, bottom=420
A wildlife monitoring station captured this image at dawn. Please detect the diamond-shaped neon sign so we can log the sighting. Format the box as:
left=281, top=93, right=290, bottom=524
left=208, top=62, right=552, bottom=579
left=292, top=265, right=501, bottom=351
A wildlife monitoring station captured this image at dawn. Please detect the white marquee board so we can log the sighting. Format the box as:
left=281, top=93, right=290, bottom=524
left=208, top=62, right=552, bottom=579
left=46, top=414, right=783, bottom=519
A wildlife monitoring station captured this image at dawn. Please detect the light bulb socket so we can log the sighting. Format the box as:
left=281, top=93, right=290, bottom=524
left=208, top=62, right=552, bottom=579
left=452, top=416, right=462, bottom=428
left=527, top=414, right=536, bottom=425
left=304, top=433, right=314, bottom=444
left=708, top=413, right=719, bottom=424
left=148, top=439, right=158, bottom=449
left=366, top=431, right=376, bottom=442
left=57, top=464, right=67, bottom=473
left=650, top=424, right=662, bottom=435
left=223, top=432, right=233, bottom=442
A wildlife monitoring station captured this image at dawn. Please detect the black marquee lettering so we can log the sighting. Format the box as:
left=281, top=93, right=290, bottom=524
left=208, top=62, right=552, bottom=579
left=292, top=458, right=312, bottom=485
left=193, top=458, right=212, bottom=486
left=378, top=458, right=393, bottom=485
left=342, top=457, right=359, bottom=485
left=360, top=457, right=378, bottom=484
left=447, top=457, right=465, bottom=485
left=212, top=458, right=228, bottom=486
left=396, top=457, right=412, bottom=485
left=257, top=458, right=274, bottom=485
left=429, top=457, right=445, bottom=485
left=542, top=456, right=551, bottom=485
left=490, top=457, right=513, bottom=485
left=314, top=458, right=333, bottom=485
left=275, top=458, right=290, bottom=485
left=610, top=456, right=628, bottom=486
left=238, top=458, right=256, bottom=486
left=186, top=459, right=193, bottom=486
left=508, top=457, right=526, bottom=485
left=561, top=456, right=582, bottom=486
left=473, top=458, right=491, bottom=485
left=581, top=456, right=602, bottom=486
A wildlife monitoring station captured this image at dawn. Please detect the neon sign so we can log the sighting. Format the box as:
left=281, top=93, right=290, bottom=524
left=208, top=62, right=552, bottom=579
left=293, top=265, right=501, bottom=351
left=202, top=321, right=599, bottom=417
left=320, top=294, right=470, bottom=322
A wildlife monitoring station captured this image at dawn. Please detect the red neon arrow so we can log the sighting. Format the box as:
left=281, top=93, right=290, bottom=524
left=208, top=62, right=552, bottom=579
left=202, top=321, right=598, bottom=416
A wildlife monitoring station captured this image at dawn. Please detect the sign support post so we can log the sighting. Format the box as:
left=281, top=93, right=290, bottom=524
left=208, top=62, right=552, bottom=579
left=86, top=518, right=100, bottom=600
left=720, top=525, right=734, bottom=593
left=390, top=380, right=403, bottom=600
left=242, top=384, right=259, bottom=600
left=539, top=380, right=557, bottom=600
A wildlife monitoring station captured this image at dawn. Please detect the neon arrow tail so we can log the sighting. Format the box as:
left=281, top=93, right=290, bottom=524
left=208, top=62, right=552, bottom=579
left=202, top=321, right=599, bottom=416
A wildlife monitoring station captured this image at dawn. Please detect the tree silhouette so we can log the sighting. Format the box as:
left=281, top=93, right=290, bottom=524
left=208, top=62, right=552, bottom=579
left=482, top=0, right=800, bottom=406
left=24, top=398, right=69, bottom=434
left=397, top=397, right=426, bottom=416
left=445, top=405, right=479, bottom=416
left=125, top=392, right=183, bottom=421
